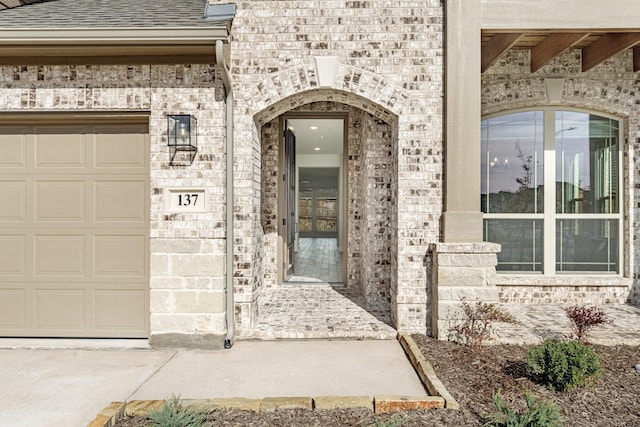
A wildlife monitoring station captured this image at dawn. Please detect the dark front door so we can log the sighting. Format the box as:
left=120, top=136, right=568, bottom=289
left=284, top=126, right=296, bottom=279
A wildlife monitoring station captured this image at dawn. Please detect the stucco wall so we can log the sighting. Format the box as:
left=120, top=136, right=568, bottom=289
left=482, top=49, right=639, bottom=305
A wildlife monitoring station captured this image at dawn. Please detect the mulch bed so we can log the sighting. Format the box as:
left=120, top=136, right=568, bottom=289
left=115, top=335, right=640, bottom=426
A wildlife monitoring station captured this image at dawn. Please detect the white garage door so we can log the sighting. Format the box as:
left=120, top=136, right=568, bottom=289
left=0, top=122, right=149, bottom=337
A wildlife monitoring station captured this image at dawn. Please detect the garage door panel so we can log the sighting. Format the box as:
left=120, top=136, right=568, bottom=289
left=34, top=289, right=85, bottom=330
left=0, top=130, right=26, bottom=167
left=34, top=235, right=86, bottom=277
left=34, top=129, right=86, bottom=168
left=95, top=127, right=147, bottom=169
left=95, top=235, right=146, bottom=277
left=0, top=122, right=149, bottom=338
left=95, top=180, right=146, bottom=222
left=0, top=181, right=26, bottom=221
left=0, top=289, right=26, bottom=329
left=35, top=180, right=86, bottom=222
left=0, top=235, right=26, bottom=276
left=94, top=289, right=147, bottom=332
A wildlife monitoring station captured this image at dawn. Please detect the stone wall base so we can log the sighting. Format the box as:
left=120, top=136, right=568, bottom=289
left=431, top=242, right=501, bottom=340
left=149, top=333, right=226, bottom=350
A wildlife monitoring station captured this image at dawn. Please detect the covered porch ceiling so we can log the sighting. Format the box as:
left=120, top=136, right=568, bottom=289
left=482, top=30, right=640, bottom=73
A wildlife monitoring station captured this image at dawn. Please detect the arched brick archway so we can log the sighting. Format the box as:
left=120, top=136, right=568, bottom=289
left=231, top=62, right=438, bottom=336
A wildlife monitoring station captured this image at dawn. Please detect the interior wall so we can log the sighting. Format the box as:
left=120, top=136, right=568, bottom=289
left=297, top=155, right=342, bottom=245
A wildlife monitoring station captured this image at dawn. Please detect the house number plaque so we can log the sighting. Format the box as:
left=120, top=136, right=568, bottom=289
left=167, top=188, right=206, bottom=212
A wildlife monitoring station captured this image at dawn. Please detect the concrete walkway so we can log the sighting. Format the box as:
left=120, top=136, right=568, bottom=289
left=1, top=303, right=638, bottom=426
left=0, top=339, right=426, bottom=427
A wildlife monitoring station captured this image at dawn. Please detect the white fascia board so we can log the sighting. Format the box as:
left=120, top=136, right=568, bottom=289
left=481, top=0, right=640, bottom=30
left=0, top=27, right=229, bottom=45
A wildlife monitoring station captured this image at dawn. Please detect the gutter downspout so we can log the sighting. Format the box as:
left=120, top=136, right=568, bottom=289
left=216, top=39, right=235, bottom=349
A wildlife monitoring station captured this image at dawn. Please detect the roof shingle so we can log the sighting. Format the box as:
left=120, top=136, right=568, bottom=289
left=0, top=0, right=214, bottom=28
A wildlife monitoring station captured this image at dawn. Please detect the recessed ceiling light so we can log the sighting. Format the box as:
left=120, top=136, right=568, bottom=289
left=320, top=136, right=324, bottom=139
left=314, top=147, right=320, bottom=151
left=310, top=126, right=318, bottom=130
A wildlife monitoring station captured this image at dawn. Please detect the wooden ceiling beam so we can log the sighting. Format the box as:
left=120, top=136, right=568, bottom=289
left=633, top=45, right=640, bottom=72
left=530, top=33, right=590, bottom=72
left=481, top=33, right=523, bottom=72
left=582, top=32, right=640, bottom=71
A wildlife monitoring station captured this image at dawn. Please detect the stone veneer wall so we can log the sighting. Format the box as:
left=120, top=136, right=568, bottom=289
left=228, top=0, right=445, bottom=335
left=482, top=49, right=639, bottom=305
left=431, top=243, right=501, bottom=339
left=0, top=64, right=230, bottom=347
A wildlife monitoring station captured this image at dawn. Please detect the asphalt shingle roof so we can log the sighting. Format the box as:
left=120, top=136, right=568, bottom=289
left=0, top=0, right=215, bottom=28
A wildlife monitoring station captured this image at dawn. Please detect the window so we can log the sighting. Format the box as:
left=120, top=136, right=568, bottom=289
left=481, top=109, right=622, bottom=274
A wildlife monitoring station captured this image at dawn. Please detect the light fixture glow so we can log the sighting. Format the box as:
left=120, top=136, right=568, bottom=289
left=314, top=147, right=321, bottom=151
left=310, top=126, right=318, bottom=130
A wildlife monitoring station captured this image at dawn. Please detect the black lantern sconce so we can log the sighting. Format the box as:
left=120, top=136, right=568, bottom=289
left=167, top=114, right=197, bottom=165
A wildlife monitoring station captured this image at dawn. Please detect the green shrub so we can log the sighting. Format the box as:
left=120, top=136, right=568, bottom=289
left=146, top=395, right=211, bottom=427
left=526, top=339, right=602, bottom=391
left=483, top=391, right=563, bottom=427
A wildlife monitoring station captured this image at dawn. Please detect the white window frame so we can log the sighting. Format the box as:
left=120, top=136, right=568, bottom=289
left=482, top=107, right=624, bottom=276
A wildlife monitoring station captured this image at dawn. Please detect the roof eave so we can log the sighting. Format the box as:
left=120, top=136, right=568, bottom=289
left=0, top=27, right=230, bottom=45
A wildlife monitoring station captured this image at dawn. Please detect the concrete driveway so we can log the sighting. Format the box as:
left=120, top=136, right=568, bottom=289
left=0, top=339, right=426, bottom=427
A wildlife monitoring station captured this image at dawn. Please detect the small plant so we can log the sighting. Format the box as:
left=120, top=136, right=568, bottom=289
left=450, top=299, right=517, bottom=349
left=373, top=414, right=406, bottom=427
left=146, top=395, right=211, bottom=427
left=564, top=305, right=611, bottom=342
left=483, top=391, right=563, bottom=427
left=526, top=339, right=602, bottom=391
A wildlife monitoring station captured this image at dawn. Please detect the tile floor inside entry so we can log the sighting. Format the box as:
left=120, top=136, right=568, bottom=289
left=288, top=237, right=342, bottom=283
left=245, top=285, right=396, bottom=340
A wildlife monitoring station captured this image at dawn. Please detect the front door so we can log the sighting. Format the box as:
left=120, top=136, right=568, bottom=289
left=283, top=126, right=296, bottom=280
left=281, top=116, right=346, bottom=284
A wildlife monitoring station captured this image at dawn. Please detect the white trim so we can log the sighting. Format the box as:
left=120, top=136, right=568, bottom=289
left=543, top=109, right=555, bottom=275
left=481, top=0, right=640, bottom=30
left=0, top=28, right=229, bottom=45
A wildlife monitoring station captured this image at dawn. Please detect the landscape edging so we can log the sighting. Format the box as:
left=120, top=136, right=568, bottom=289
left=398, top=333, right=461, bottom=410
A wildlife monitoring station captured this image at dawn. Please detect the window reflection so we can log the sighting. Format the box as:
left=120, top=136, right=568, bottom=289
left=481, top=109, right=621, bottom=274
left=481, top=111, right=544, bottom=214
left=556, top=112, right=619, bottom=214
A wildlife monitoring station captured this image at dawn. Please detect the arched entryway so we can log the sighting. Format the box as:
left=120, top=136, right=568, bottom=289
left=238, top=90, right=401, bottom=339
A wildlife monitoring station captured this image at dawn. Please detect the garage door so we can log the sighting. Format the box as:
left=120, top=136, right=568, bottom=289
left=0, top=122, right=149, bottom=337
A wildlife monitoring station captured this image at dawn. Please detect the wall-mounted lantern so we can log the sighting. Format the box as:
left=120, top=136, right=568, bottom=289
left=167, top=114, right=197, bottom=165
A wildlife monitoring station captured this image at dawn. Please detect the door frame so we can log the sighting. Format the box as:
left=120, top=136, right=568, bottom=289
left=278, top=112, right=348, bottom=285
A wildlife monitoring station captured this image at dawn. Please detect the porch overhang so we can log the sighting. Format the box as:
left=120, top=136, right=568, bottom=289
left=480, top=0, right=640, bottom=73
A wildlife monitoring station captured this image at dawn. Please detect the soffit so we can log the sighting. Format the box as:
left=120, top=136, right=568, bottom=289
left=482, top=30, right=640, bottom=73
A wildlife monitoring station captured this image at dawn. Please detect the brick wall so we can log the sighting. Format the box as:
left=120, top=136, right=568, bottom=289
left=229, top=0, right=444, bottom=335
left=0, top=64, right=230, bottom=345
